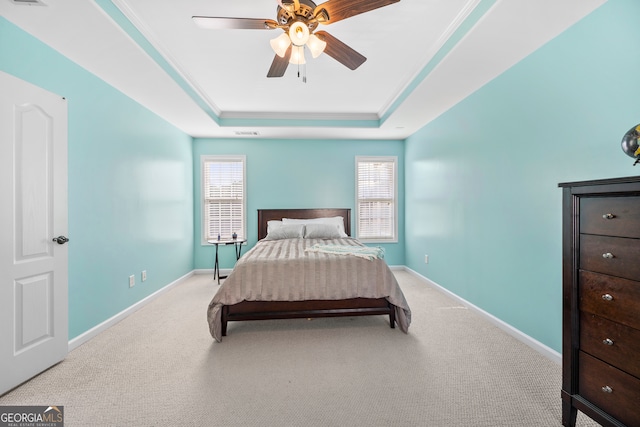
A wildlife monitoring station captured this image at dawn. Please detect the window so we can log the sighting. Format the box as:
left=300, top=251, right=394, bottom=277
left=355, top=156, right=397, bottom=242
left=202, top=155, right=246, bottom=243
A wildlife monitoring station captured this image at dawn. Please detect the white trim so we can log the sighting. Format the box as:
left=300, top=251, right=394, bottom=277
left=68, top=271, right=194, bottom=351
left=400, top=266, right=562, bottom=365
left=110, top=0, right=223, bottom=118
left=377, top=0, right=481, bottom=117
left=193, top=268, right=232, bottom=276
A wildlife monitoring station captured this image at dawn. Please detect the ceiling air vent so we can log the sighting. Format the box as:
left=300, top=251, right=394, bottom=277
left=10, top=0, right=47, bottom=5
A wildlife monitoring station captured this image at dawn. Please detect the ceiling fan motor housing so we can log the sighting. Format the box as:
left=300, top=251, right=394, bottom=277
left=277, top=0, right=320, bottom=31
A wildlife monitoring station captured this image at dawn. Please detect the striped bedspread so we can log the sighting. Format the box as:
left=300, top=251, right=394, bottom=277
left=207, top=237, right=411, bottom=341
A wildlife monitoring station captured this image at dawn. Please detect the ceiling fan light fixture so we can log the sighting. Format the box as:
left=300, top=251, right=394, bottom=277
left=306, top=33, right=326, bottom=58
left=288, top=21, right=309, bottom=46
left=289, top=46, right=306, bottom=65
left=270, top=32, right=291, bottom=57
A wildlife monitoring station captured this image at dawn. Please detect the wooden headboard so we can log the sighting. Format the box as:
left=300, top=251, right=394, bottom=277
left=257, top=208, right=351, bottom=240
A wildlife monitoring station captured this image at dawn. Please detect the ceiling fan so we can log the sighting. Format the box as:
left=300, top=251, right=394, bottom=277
left=193, top=0, right=401, bottom=78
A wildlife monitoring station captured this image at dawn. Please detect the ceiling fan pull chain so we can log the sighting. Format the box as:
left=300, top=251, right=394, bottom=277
left=303, top=47, right=307, bottom=82
left=296, top=62, right=307, bottom=83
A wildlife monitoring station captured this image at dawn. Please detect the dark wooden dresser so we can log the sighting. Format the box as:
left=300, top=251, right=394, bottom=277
left=559, top=176, right=640, bottom=427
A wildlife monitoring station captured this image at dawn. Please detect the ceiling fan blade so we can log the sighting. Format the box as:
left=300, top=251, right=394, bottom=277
left=192, top=16, right=278, bottom=30
left=315, top=0, right=400, bottom=25
left=267, top=46, right=292, bottom=77
left=315, top=31, right=366, bottom=70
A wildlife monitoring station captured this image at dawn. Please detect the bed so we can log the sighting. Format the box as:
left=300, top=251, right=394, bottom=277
left=206, top=208, right=411, bottom=341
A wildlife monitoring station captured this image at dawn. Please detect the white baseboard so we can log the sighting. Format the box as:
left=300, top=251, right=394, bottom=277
left=193, top=268, right=232, bottom=276
left=68, top=270, right=194, bottom=352
left=401, top=267, right=562, bottom=365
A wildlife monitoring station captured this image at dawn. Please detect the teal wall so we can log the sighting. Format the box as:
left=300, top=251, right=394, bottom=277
left=404, top=0, right=640, bottom=352
left=193, top=139, right=405, bottom=268
left=0, top=18, right=195, bottom=340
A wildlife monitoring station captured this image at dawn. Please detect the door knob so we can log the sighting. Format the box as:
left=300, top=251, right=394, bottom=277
left=52, top=236, right=69, bottom=245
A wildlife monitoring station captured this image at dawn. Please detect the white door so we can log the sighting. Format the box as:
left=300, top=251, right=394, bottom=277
left=0, top=71, right=68, bottom=395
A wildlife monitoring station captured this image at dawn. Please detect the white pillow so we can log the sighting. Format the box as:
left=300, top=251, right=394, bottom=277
left=266, top=220, right=283, bottom=234
left=304, top=223, right=343, bottom=239
left=264, top=224, right=305, bottom=240
left=282, top=216, right=348, bottom=237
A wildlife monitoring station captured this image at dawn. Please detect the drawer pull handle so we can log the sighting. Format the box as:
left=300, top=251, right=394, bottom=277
left=602, top=386, right=613, bottom=394
left=602, top=252, right=614, bottom=259
left=602, top=213, right=615, bottom=219
left=603, top=338, right=614, bottom=346
left=602, top=294, right=614, bottom=301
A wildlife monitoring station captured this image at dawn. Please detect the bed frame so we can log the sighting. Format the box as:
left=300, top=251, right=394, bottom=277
left=220, top=208, right=396, bottom=336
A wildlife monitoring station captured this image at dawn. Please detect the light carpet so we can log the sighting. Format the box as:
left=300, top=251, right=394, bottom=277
left=0, top=270, right=600, bottom=426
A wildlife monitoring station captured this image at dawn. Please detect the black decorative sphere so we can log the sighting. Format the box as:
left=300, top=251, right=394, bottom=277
left=621, top=123, right=640, bottom=160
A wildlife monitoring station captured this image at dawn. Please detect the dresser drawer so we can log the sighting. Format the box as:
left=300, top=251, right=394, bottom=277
left=581, top=196, right=640, bottom=238
left=580, top=312, right=640, bottom=378
left=580, top=234, right=640, bottom=281
left=579, top=270, right=640, bottom=330
left=579, top=352, right=640, bottom=427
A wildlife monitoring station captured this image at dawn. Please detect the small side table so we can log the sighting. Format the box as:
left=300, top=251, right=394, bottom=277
left=207, top=238, right=247, bottom=285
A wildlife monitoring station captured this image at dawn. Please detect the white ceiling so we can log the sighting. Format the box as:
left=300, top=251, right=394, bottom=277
left=2, top=0, right=606, bottom=140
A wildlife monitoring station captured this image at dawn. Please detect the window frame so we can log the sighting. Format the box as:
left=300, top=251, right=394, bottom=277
left=355, top=156, right=398, bottom=243
left=201, top=155, right=246, bottom=245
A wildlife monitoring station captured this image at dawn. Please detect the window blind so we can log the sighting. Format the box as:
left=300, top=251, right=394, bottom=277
left=356, top=157, right=396, bottom=241
left=203, top=157, right=245, bottom=241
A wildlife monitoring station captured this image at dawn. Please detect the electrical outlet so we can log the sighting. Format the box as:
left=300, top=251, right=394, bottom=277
left=129, top=275, right=135, bottom=288
left=424, top=255, right=429, bottom=264
left=141, top=270, right=147, bottom=282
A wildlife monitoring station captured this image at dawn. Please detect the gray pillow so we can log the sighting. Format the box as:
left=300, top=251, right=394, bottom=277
left=264, top=224, right=305, bottom=240
left=304, top=223, right=343, bottom=239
